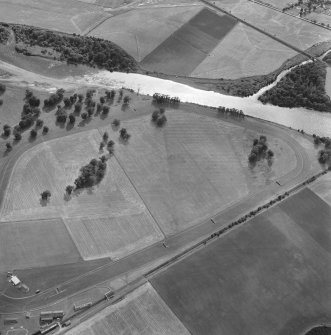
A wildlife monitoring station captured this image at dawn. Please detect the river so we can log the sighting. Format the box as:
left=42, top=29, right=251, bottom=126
left=1, top=58, right=331, bottom=137
left=75, top=62, right=331, bottom=137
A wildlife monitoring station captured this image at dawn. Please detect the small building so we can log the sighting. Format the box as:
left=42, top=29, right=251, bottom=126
left=9, top=275, right=21, bottom=286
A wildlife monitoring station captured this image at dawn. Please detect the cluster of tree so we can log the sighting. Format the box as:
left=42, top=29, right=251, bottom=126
left=152, top=93, right=180, bottom=105
left=18, top=89, right=41, bottom=130
left=0, top=25, right=10, bottom=44
left=105, top=90, right=116, bottom=100
left=217, top=106, right=245, bottom=119
left=73, top=157, right=107, bottom=189
left=44, top=88, right=65, bottom=107
left=151, top=108, right=167, bottom=127
left=248, top=135, right=274, bottom=163
left=258, top=61, right=331, bottom=112
left=99, top=132, right=115, bottom=155
left=12, top=25, right=137, bottom=72
left=2, top=124, right=11, bottom=137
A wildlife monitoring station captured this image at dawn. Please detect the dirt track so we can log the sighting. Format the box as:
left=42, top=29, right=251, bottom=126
left=0, top=60, right=322, bottom=317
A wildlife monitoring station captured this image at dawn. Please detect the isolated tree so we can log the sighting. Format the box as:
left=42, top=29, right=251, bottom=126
left=156, top=115, right=167, bottom=127
left=102, top=105, right=110, bottom=115
left=87, top=107, right=94, bottom=117
left=5, top=142, right=12, bottom=151
left=123, top=95, right=130, bottom=104
left=69, top=114, right=76, bottom=124
left=74, top=102, right=82, bottom=114
left=100, top=155, right=107, bottom=163
left=151, top=110, right=159, bottom=122
left=99, top=142, right=105, bottom=151
left=0, top=83, right=6, bottom=94
left=96, top=103, right=102, bottom=113
left=41, top=190, right=51, bottom=200
left=81, top=112, right=88, bottom=120
left=36, top=119, right=44, bottom=128
left=25, top=89, right=33, bottom=101
left=78, top=94, right=84, bottom=103
left=0, top=99, right=3, bottom=106
left=3, top=124, right=10, bottom=137
left=42, top=126, right=49, bottom=134
left=14, top=132, right=22, bottom=141
left=103, top=132, right=109, bottom=142
left=66, top=185, right=74, bottom=195
left=100, top=97, right=105, bottom=104
left=112, top=119, right=120, bottom=127
left=30, top=129, right=37, bottom=138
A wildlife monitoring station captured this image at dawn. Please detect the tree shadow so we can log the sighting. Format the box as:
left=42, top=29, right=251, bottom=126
left=28, top=136, right=37, bottom=143
left=55, top=121, right=65, bottom=129
left=39, top=198, right=49, bottom=207
left=63, top=193, right=71, bottom=202
left=66, top=122, right=74, bottom=131
left=100, top=113, right=108, bottom=120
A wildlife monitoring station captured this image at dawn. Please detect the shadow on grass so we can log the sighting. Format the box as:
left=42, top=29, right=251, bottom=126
left=66, top=122, right=74, bottom=131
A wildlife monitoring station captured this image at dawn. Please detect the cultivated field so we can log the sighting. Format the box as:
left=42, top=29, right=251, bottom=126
left=141, top=8, right=238, bottom=76
left=89, top=6, right=203, bottom=61
left=190, top=22, right=297, bottom=79
left=152, top=188, right=331, bottom=335
left=111, top=110, right=296, bottom=235
left=0, top=218, right=81, bottom=271
left=66, top=283, right=190, bottom=335
left=1, top=129, right=163, bottom=260
left=0, top=0, right=110, bottom=34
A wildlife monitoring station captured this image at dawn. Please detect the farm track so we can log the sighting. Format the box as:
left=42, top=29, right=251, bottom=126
left=199, top=0, right=317, bottom=61
left=0, top=109, right=318, bottom=314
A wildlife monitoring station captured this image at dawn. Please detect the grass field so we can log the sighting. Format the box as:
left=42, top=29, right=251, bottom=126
left=111, top=110, right=296, bottom=235
left=1, top=129, right=163, bottom=260
left=151, top=188, right=331, bottom=335
left=67, top=283, right=190, bottom=335
left=141, top=8, right=238, bottom=76
left=0, top=0, right=109, bottom=34
left=326, top=68, right=331, bottom=98
left=0, top=218, right=81, bottom=271
left=89, top=6, right=202, bottom=61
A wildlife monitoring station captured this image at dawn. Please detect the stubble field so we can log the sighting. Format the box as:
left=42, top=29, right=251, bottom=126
left=151, top=188, right=331, bottom=335
left=66, top=283, right=190, bottom=335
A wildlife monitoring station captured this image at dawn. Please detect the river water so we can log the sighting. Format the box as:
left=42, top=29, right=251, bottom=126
left=76, top=62, right=331, bottom=137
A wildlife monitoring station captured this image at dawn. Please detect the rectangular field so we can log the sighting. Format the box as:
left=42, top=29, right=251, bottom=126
left=151, top=189, right=331, bottom=335
left=0, top=218, right=81, bottom=271
left=309, top=173, right=331, bottom=207
left=141, top=8, right=238, bottom=76
left=66, top=283, right=190, bottom=335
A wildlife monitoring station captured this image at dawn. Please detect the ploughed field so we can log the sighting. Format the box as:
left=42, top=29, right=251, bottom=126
left=151, top=188, right=331, bottom=335
left=0, top=110, right=298, bottom=267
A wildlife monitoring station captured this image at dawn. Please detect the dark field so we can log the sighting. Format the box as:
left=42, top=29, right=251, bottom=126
left=151, top=188, right=331, bottom=335
left=0, top=218, right=81, bottom=271
left=140, top=8, right=237, bottom=76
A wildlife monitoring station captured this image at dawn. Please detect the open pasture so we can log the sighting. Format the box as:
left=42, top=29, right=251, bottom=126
left=89, top=5, right=202, bottom=61
left=1, top=129, right=163, bottom=260
left=112, top=110, right=297, bottom=236
left=141, top=8, right=237, bottom=76
left=0, top=0, right=109, bottom=34
left=151, top=188, right=331, bottom=335
left=66, top=283, right=190, bottom=335
left=0, top=218, right=81, bottom=271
